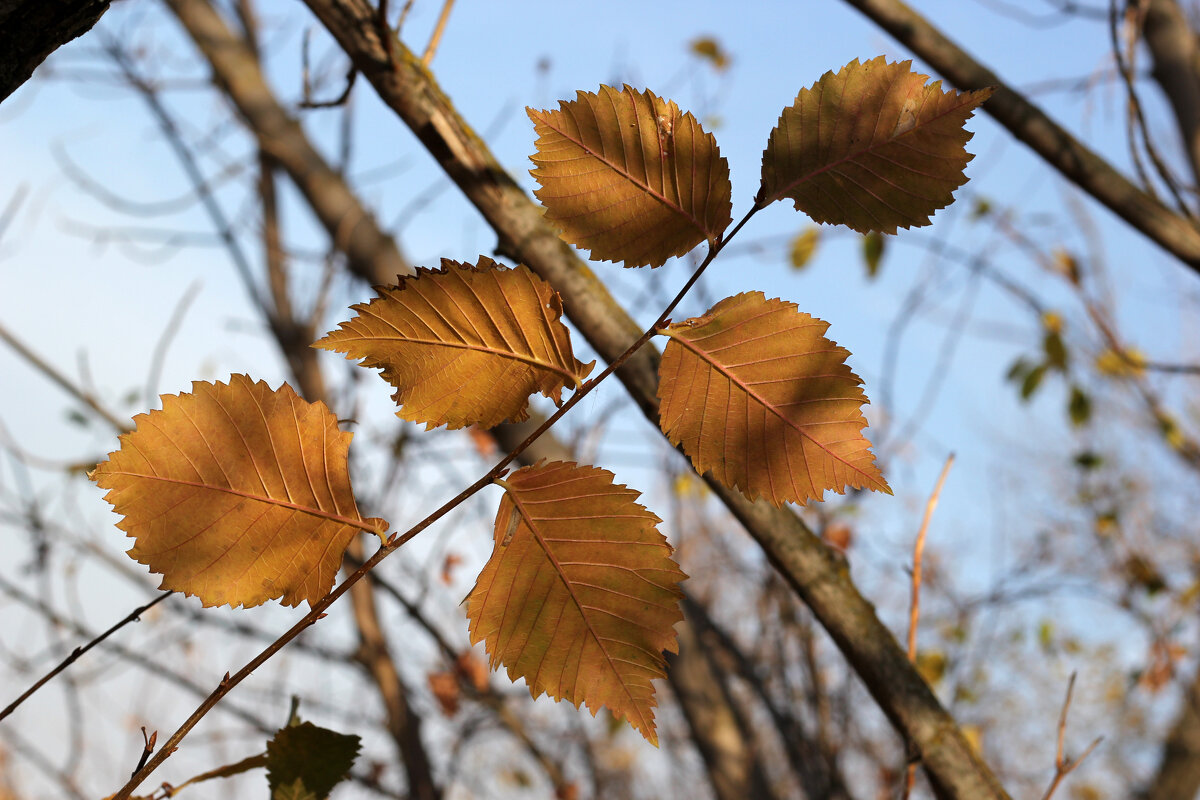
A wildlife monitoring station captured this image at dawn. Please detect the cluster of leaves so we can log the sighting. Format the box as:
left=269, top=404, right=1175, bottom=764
left=90, top=56, right=987, bottom=761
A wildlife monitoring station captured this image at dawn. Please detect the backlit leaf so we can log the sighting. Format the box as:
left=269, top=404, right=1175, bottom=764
left=788, top=227, right=820, bottom=270
left=316, top=258, right=594, bottom=430
left=657, top=293, right=890, bottom=506
left=1068, top=385, right=1091, bottom=427
left=759, top=57, right=991, bottom=233
left=465, top=461, right=686, bottom=745
left=266, top=722, right=360, bottom=799
left=529, top=85, right=733, bottom=267
left=273, top=779, right=317, bottom=800
left=863, top=231, right=885, bottom=278
left=1020, top=363, right=1046, bottom=400
left=91, top=376, right=386, bottom=609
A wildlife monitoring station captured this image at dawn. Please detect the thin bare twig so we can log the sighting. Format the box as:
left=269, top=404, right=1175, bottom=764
left=1039, top=673, right=1103, bottom=800
left=0, top=319, right=130, bottom=433
left=1109, top=0, right=1195, bottom=218
left=0, top=591, right=174, bottom=722
left=100, top=33, right=268, bottom=315
left=902, top=452, right=955, bottom=799
left=145, top=282, right=202, bottom=407
left=300, top=27, right=358, bottom=108
left=421, top=0, right=455, bottom=66
left=0, top=185, right=29, bottom=243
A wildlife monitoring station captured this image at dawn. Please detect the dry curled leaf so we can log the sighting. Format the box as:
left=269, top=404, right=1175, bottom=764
left=529, top=85, right=732, bottom=267
left=465, top=461, right=686, bottom=745
left=316, top=257, right=594, bottom=430
left=760, top=57, right=991, bottom=233
left=657, top=293, right=890, bottom=506
left=91, top=375, right=386, bottom=608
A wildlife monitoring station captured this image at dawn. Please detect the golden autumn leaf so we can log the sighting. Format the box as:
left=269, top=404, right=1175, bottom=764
left=465, top=461, right=686, bottom=745
left=91, top=376, right=386, bottom=608
left=316, top=257, right=594, bottom=430
left=759, top=57, right=992, bottom=233
left=657, top=293, right=891, bottom=506
left=529, top=85, right=733, bottom=268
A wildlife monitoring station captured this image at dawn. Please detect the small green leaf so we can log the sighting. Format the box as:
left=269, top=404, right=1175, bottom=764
left=862, top=231, right=885, bottom=278
left=273, top=778, right=318, bottom=800
left=266, top=722, right=360, bottom=800
left=1020, top=363, right=1047, bottom=400
left=1043, top=331, right=1068, bottom=371
left=1068, top=385, right=1091, bottom=427
left=1037, top=620, right=1054, bottom=653
left=970, top=197, right=992, bottom=220
left=789, top=227, right=820, bottom=269
left=1005, top=357, right=1032, bottom=383
left=1073, top=450, right=1103, bottom=470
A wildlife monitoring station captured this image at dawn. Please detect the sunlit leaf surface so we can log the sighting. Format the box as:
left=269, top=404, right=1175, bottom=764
left=465, top=461, right=686, bottom=745
left=91, top=376, right=385, bottom=608
left=760, top=57, right=991, bottom=233
left=316, top=257, right=593, bottom=430
left=529, top=85, right=732, bottom=267
left=657, top=293, right=890, bottom=506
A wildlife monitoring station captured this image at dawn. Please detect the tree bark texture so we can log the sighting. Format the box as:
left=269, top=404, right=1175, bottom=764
left=1143, top=0, right=1200, bottom=191
left=299, top=2, right=1013, bottom=798
left=0, top=0, right=110, bottom=102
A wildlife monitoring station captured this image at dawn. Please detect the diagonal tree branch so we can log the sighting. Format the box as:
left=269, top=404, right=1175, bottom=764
left=297, top=3, right=1010, bottom=798
left=0, top=0, right=110, bottom=102
left=163, top=0, right=410, bottom=287
left=841, top=0, right=1200, bottom=272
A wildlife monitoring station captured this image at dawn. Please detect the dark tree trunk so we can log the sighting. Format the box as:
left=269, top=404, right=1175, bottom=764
left=0, top=0, right=111, bottom=102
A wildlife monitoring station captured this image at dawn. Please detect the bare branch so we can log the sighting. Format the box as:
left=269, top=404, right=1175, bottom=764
left=0, top=0, right=111, bottom=102
left=0, top=319, right=130, bottom=433
left=1039, top=674, right=1102, bottom=800
left=421, top=0, right=455, bottom=66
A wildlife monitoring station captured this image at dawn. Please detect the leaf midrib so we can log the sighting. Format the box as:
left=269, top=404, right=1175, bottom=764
left=668, top=334, right=883, bottom=487
left=766, top=91, right=980, bottom=205
left=533, top=109, right=710, bottom=239
left=341, top=335, right=582, bottom=387
left=106, top=471, right=381, bottom=534
left=506, top=487, right=654, bottom=735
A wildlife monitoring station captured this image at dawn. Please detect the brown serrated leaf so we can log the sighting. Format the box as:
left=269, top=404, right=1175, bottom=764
left=529, top=85, right=733, bottom=267
left=760, top=57, right=992, bottom=233
left=91, top=376, right=386, bottom=608
left=657, top=293, right=891, bottom=506
left=316, top=257, right=594, bottom=430
left=465, top=461, right=686, bottom=745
